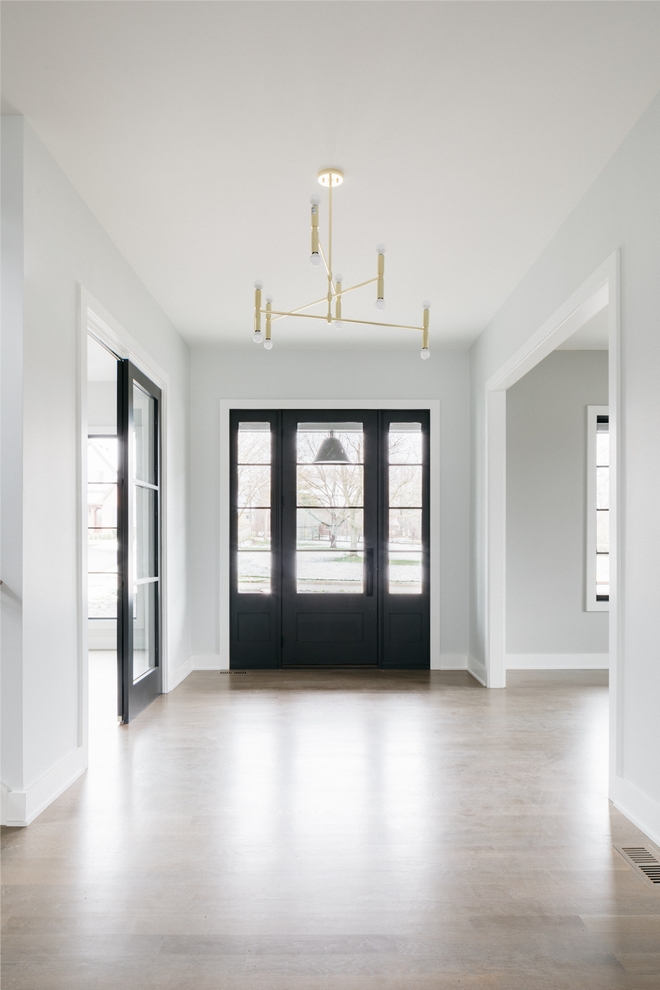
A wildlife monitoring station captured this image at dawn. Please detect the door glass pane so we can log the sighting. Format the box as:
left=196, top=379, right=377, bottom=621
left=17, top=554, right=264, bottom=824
left=88, top=528, right=118, bottom=573
left=89, top=572, right=117, bottom=618
left=237, top=465, right=271, bottom=507
left=389, top=465, right=422, bottom=507
left=389, top=509, right=422, bottom=550
left=133, top=384, right=156, bottom=484
left=297, top=551, right=364, bottom=594
left=88, top=438, right=118, bottom=483
left=133, top=581, right=157, bottom=680
left=135, top=486, right=156, bottom=579
left=389, top=422, right=422, bottom=463
left=389, top=551, right=423, bottom=595
left=238, top=508, right=271, bottom=549
left=237, top=551, right=271, bottom=593
left=297, top=508, right=363, bottom=550
left=297, top=465, right=364, bottom=507
left=297, top=423, right=363, bottom=463
left=296, top=423, right=364, bottom=594
left=238, top=422, right=271, bottom=463
left=88, top=483, right=117, bottom=527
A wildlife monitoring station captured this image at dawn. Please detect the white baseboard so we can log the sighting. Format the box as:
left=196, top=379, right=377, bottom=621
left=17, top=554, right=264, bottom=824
left=432, top=653, right=468, bottom=671
left=192, top=654, right=229, bottom=671
left=168, top=655, right=193, bottom=690
left=1, top=745, right=87, bottom=827
left=467, top=654, right=487, bottom=686
left=507, top=653, right=609, bottom=670
left=610, top=773, right=660, bottom=849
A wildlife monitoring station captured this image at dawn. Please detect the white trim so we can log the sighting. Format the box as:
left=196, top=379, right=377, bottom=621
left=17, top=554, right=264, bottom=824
left=436, top=654, right=468, bottom=671
left=78, top=288, right=173, bottom=737
left=219, top=399, right=441, bottom=669
left=467, top=655, right=487, bottom=686
left=506, top=653, right=609, bottom=670
left=483, top=253, right=618, bottom=696
left=586, top=405, right=610, bottom=612
left=610, top=774, right=660, bottom=850
left=1, top=746, right=87, bottom=827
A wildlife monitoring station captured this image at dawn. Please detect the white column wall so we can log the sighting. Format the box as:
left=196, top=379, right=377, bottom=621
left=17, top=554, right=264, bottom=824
left=1, top=118, right=192, bottom=825
left=470, top=92, right=660, bottom=843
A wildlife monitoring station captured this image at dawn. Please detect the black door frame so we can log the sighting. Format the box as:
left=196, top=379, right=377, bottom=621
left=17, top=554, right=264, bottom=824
left=230, top=409, right=430, bottom=669
left=117, top=360, right=163, bottom=721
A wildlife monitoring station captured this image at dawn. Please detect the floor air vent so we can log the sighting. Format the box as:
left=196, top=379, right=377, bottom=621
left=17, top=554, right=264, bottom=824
left=617, top=846, right=660, bottom=886
left=220, top=670, right=250, bottom=674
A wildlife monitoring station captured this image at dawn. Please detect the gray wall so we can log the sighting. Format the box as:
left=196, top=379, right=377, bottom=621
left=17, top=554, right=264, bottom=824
left=506, top=350, right=608, bottom=656
left=189, top=346, right=471, bottom=664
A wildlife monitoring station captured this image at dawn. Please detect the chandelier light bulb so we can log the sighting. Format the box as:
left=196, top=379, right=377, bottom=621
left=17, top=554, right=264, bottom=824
left=334, top=320, right=343, bottom=328
left=375, top=298, right=385, bottom=310
left=376, top=244, right=386, bottom=255
left=420, top=347, right=430, bottom=360
left=423, top=300, right=430, bottom=310
left=310, top=195, right=320, bottom=207
left=264, top=339, right=273, bottom=350
left=335, top=274, right=343, bottom=285
left=253, top=331, right=263, bottom=343
left=254, top=280, right=263, bottom=290
left=310, top=253, right=321, bottom=266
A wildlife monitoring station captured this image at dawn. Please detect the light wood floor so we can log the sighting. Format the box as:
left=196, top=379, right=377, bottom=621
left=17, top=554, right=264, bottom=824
left=3, top=663, right=660, bottom=989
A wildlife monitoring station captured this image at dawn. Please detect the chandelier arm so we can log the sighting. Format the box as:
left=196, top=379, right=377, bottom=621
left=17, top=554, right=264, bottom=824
left=262, top=309, right=424, bottom=332
left=270, top=278, right=379, bottom=323
left=317, top=242, right=336, bottom=291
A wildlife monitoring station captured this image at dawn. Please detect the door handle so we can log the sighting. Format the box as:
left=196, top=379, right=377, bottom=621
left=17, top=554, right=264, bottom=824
left=365, top=548, right=374, bottom=597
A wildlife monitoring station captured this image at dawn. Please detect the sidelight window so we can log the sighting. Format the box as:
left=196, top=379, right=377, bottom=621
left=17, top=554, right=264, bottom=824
left=586, top=406, right=609, bottom=611
left=388, top=423, right=423, bottom=593
left=236, top=422, right=272, bottom=593
left=88, top=437, right=118, bottom=618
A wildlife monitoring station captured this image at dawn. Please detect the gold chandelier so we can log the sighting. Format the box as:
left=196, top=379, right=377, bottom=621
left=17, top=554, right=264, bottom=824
left=253, top=168, right=431, bottom=359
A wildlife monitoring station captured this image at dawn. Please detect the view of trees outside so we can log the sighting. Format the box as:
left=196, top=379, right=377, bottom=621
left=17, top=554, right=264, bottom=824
left=237, top=423, right=271, bottom=593
left=235, top=421, right=425, bottom=595
left=296, top=425, right=364, bottom=593
left=388, top=424, right=423, bottom=594
left=88, top=438, right=118, bottom=617
left=596, top=421, right=610, bottom=598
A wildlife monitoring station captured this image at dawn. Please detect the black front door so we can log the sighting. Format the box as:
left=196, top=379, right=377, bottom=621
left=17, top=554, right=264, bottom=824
left=281, top=411, right=378, bottom=666
left=118, top=361, right=162, bottom=721
left=230, top=409, right=429, bottom=669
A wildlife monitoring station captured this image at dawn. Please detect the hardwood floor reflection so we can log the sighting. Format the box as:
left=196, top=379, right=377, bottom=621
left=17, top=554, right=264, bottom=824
left=2, top=668, right=660, bottom=989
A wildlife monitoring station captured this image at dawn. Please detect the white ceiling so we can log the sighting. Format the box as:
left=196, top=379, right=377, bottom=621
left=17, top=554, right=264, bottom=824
left=4, top=2, right=660, bottom=349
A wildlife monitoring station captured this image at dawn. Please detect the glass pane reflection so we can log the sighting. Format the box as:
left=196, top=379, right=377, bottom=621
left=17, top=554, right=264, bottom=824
left=389, top=423, right=422, bottom=464
left=296, top=551, right=364, bottom=594
left=237, top=552, right=271, bottom=594
left=389, top=551, right=422, bottom=594
left=237, top=509, right=271, bottom=549
left=238, top=422, right=271, bottom=463
left=133, top=581, right=157, bottom=680
left=297, top=508, right=363, bottom=550
left=133, top=384, right=156, bottom=484
left=389, top=465, right=422, bottom=507
left=389, top=509, right=422, bottom=550
left=297, top=465, right=364, bottom=507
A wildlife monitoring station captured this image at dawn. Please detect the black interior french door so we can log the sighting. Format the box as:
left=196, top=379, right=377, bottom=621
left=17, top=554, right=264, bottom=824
left=230, top=410, right=429, bottom=669
left=117, top=361, right=162, bottom=721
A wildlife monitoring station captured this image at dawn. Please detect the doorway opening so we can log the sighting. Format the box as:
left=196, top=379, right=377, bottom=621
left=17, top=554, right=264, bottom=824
left=230, top=409, right=430, bottom=668
left=86, top=333, right=163, bottom=726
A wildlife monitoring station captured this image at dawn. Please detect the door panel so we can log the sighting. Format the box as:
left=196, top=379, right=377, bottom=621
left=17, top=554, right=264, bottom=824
left=229, top=409, right=429, bottom=669
left=117, top=361, right=162, bottom=721
left=379, top=411, right=430, bottom=668
left=230, top=412, right=280, bottom=667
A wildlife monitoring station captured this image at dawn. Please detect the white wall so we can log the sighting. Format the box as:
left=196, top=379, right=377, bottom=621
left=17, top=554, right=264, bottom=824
left=470, top=91, right=660, bottom=843
left=189, top=346, right=470, bottom=667
left=1, top=117, right=192, bottom=825
left=506, top=350, right=608, bottom=663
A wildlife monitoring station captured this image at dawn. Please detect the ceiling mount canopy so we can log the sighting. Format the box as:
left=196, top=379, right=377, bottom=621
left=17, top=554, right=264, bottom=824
left=253, top=169, right=431, bottom=360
